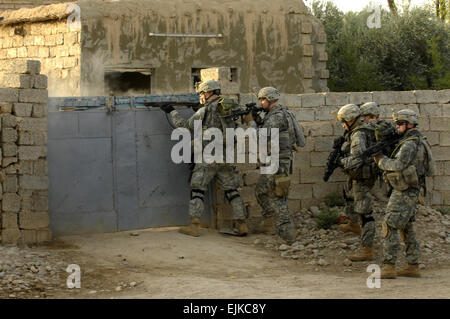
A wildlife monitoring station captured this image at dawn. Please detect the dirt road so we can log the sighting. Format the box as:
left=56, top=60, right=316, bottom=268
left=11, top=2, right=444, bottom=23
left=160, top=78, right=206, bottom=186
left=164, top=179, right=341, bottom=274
left=50, top=227, right=450, bottom=299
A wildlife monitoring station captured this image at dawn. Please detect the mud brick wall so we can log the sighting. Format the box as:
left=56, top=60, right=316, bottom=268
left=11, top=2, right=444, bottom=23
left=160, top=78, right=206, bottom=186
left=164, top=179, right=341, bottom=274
left=211, top=71, right=450, bottom=231
left=0, top=60, right=51, bottom=245
left=0, top=0, right=73, bottom=10
left=0, top=17, right=81, bottom=96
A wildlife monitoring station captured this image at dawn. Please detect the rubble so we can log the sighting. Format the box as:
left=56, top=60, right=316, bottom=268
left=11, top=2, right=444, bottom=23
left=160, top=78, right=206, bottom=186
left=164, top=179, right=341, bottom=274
left=260, top=201, right=450, bottom=270
left=0, top=245, right=67, bottom=298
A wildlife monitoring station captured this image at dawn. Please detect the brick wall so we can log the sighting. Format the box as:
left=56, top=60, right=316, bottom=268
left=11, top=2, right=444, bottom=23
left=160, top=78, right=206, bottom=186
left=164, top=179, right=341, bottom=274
left=204, top=68, right=450, bottom=231
left=0, top=0, right=72, bottom=10
left=0, top=19, right=81, bottom=96
left=0, top=60, right=51, bottom=245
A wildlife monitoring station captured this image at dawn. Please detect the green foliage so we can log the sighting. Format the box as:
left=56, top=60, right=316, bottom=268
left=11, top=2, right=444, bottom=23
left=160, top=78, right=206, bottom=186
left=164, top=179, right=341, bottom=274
left=427, top=36, right=450, bottom=89
left=315, top=207, right=341, bottom=229
left=324, top=192, right=346, bottom=207
left=312, top=1, right=450, bottom=91
left=437, top=206, right=450, bottom=215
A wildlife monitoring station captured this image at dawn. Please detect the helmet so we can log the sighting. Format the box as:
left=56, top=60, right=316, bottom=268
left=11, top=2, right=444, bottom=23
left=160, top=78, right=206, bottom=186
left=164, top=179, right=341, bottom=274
left=196, top=79, right=221, bottom=94
left=393, top=109, right=419, bottom=124
left=360, top=102, right=380, bottom=117
left=257, top=87, right=280, bottom=101
left=337, top=104, right=361, bottom=122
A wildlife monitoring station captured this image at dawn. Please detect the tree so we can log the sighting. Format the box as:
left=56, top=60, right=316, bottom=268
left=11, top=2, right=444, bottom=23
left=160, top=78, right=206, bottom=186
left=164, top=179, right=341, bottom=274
left=388, top=0, right=398, bottom=14
left=435, top=0, right=448, bottom=21
left=311, top=1, right=450, bottom=91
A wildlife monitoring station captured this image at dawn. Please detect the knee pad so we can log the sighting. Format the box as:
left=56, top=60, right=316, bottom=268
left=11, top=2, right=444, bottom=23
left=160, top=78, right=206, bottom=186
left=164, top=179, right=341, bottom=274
left=225, top=189, right=241, bottom=203
left=191, top=189, right=205, bottom=201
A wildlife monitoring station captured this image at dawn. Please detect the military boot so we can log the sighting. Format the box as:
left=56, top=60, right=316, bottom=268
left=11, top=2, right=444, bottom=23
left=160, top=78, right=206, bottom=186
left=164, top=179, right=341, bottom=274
left=259, top=217, right=275, bottom=235
left=397, top=264, right=421, bottom=278
left=380, top=264, right=397, bottom=279
left=348, top=246, right=374, bottom=261
left=279, top=224, right=296, bottom=245
left=178, top=217, right=201, bottom=237
left=235, top=220, right=248, bottom=236
left=338, top=221, right=361, bottom=235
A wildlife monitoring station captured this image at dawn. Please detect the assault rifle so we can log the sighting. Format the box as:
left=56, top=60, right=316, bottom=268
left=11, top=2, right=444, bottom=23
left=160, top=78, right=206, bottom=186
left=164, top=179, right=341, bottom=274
left=344, top=136, right=403, bottom=170
left=141, top=93, right=202, bottom=111
left=222, top=102, right=263, bottom=121
left=323, top=133, right=347, bottom=182
left=343, top=122, right=401, bottom=170
left=143, top=100, right=202, bottom=110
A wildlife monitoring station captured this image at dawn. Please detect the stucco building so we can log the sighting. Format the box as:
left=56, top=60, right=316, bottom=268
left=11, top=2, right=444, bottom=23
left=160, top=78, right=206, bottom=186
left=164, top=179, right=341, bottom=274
left=1, top=0, right=329, bottom=96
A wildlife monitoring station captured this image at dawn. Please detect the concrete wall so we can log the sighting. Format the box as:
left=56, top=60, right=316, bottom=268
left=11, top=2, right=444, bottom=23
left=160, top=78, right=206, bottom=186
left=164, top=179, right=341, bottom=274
left=0, top=60, right=51, bottom=244
left=0, top=19, right=81, bottom=97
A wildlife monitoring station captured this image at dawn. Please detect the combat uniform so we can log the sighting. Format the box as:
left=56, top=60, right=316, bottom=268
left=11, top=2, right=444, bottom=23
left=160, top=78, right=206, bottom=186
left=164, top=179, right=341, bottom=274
left=249, top=104, right=296, bottom=243
left=340, top=122, right=378, bottom=254
left=169, top=96, right=247, bottom=228
left=335, top=104, right=378, bottom=261
left=377, top=130, right=427, bottom=272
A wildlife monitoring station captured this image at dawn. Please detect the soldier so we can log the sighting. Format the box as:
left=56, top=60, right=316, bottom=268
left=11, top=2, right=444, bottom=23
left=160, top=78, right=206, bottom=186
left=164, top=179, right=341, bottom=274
left=373, top=109, right=433, bottom=279
left=243, top=87, right=297, bottom=244
left=160, top=79, right=248, bottom=237
left=360, top=102, right=381, bottom=125
left=336, top=104, right=378, bottom=261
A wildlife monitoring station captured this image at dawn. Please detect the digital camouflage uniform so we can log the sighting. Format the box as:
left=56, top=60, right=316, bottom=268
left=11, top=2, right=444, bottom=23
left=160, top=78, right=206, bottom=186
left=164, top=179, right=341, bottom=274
left=250, top=105, right=296, bottom=243
left=377, top=128, right=427, bottom=266
left=340, top=122, right=378, bottom=249
left=169, top=97, right=247, bottom=221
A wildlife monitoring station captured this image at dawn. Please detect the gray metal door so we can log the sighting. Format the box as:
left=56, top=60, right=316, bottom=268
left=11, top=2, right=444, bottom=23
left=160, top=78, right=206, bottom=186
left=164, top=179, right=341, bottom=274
left=47, top=95, right=213, bottom=236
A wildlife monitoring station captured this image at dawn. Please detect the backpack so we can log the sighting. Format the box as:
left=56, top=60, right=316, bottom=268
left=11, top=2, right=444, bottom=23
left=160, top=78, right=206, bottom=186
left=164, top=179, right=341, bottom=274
left=281, top=107, right=306, bottom=150
left=418, top=136, right=435, bottom=177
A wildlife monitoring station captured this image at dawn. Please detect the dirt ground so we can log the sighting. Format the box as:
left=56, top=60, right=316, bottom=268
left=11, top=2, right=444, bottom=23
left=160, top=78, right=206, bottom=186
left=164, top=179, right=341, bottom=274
left=29, top=226, right=450, bottom=299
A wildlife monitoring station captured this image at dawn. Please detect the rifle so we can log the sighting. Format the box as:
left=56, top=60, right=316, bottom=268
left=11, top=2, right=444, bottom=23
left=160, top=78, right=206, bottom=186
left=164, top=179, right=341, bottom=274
left=344, top=135, right=403, bottom=171
left=141, top=93, right=201, bottom=110
left=143, top=100, right=202, bottom=111
left=222, top=102, right=263, bottom=121
left=323, top=133, right=347, bottom=182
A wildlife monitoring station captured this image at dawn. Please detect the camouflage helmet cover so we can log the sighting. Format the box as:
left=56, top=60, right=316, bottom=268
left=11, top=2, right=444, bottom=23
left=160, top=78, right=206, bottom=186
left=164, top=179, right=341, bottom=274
left=257, top=87, right=280, bottom=101
left=393, top=109, right=419, bottom=124
left=337, top=104, right=361, bottom=122
left=196, top=79, right=221, bottom=94
left=360, top=102, right=380, bottom=116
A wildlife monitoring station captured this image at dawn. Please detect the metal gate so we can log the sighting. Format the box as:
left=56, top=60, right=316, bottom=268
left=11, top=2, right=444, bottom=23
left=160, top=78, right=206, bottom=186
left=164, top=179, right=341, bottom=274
left=47, top=95, right=214, bottom=236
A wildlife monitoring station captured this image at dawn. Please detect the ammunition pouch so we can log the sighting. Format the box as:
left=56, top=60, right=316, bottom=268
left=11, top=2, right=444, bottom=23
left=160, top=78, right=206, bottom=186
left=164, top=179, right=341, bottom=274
left=385, top=171, right=408, bottom=191
left=385, top=165, right=418, bottom=191
left=273, top=174, right=291, bottom=197
left=347, top=161, right=378, bottom=182
left=402, top=165, right=419, bottom=188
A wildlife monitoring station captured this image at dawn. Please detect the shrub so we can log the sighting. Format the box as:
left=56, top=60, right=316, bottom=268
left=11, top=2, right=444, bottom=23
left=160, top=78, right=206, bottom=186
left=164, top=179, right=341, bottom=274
left=437, top=206, right=450, bottom=215
left=324, top=192, right=346, bottom=207
left=316, top=207, right=341, bottom=229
